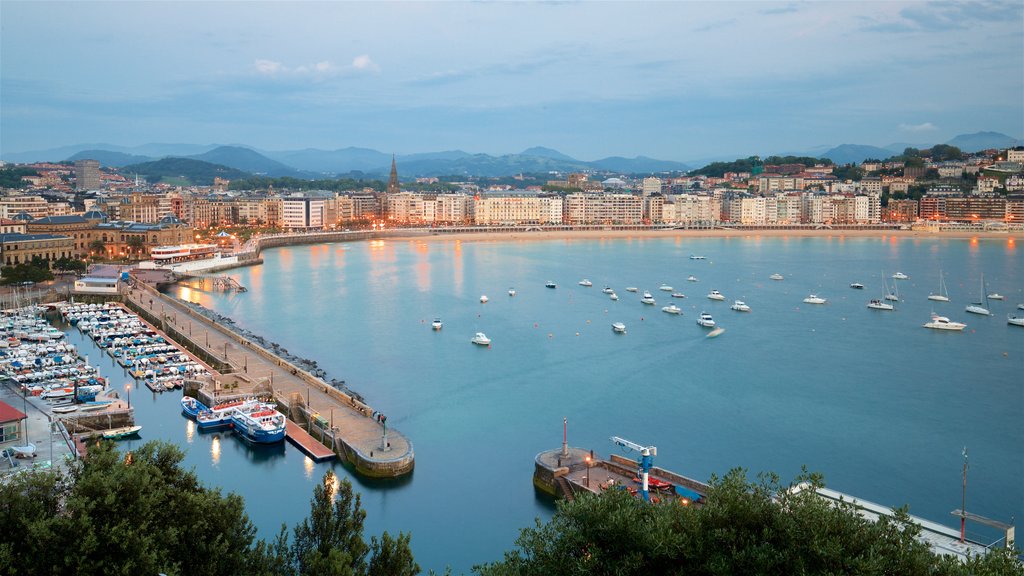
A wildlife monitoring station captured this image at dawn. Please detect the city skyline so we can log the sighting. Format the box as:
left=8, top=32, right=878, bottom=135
left=1, top=1, right=1022, bottom=161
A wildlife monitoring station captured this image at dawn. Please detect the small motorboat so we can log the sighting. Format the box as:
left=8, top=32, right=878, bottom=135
left=640, top=292, right=656, bottom=305
left=508, top=288, right=516, bottom=296
left=661, top=304, right=682, bottom=315
left=480, top=295, right=488, bottom=303
left=609, top=293, right=618, bottom=301
left=730, top=300, right=750, bottom=312
left=671, top=293, right=686, bottom=299
left=1008, top=315, right=1024, bottom=327
left=689, top=255, right=706, bottom=260
left=803, top=295, right=827, bottom=305
left=102, top=425, right=142, bottom=440
left=578, top=279, right=592, bottom=287
left=850, top=283, right=864, bottom=289
left=707, top=290, right=725, bottom=301
left=988, top=293, right=1004, bottom=300
left=696, top=312, right=715, bottom=328
left=602, top=287, right=614, bottom=294
left=52, top=405, right=78, bottom=414
left=687, top=276, right=698, bottom=282
left=892, top=272, right=909, bottom=280
left=769, top=273, right=783, bottom=281
left=431, top=318, right=443, bottom=331
left=545, top=281, right=557, bottom=289
left=611, top=322, right=626, bottom=333
left=625, top=287, right=638, bottom=293
left=471, top=332, right=491, bottom=346
left=659, top=285, right=673, bottom=292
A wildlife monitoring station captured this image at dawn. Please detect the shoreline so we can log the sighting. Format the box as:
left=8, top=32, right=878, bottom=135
left=375, top=227, right=1024, bottom=243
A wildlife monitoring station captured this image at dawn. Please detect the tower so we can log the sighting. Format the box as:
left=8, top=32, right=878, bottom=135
left=387, top=155, right=400, bottom=195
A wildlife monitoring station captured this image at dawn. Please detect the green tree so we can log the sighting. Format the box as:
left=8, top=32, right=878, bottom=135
left=126, top=236, right=146, bottom=256
left=0, top=262, right=54, bottom=285
left=87, top=239, right=107, bottom=257
left=53, top=256, right=87, bottom=274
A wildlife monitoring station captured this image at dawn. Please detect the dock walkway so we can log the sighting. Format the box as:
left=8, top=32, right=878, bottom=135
left=285, top=420, right=335, bottom=462
left=122, top=279, right=413, bottom=477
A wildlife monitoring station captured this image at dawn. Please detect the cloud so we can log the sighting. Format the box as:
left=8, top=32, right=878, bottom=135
left=693, top=18, right=738, bottom=33
left=862, top=0, right=1024, bottom=33
left=351, top=55, right=379, bottom=72
left=254, top=59, right=284, bottom=75
left=759, top=3, right=801, bottom=16
left=899, top=122, right=938, bottom=132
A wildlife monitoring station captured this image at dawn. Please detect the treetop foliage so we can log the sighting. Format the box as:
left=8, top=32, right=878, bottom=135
left=690, top=156, right=833, bottom=177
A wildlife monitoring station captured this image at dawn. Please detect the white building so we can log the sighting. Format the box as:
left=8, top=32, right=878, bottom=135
left=474, top=195, right=562, bottom=225
left=281, top=196, right=325, bottom=230
left=641, top=177, right=662, bottom=197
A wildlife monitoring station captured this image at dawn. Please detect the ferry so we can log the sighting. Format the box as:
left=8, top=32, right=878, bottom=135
left=230, top=405, right=286, bottom=444
left=151, top=243, right=218, bottom=265
left=196, top=398, right=257, bottom=431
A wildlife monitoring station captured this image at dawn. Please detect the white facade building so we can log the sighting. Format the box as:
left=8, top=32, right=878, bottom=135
left=281, top=196, right=325, bottom=229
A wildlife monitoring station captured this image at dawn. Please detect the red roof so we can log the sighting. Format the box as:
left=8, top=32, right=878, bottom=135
left=0, top=400, right=27, bottom=424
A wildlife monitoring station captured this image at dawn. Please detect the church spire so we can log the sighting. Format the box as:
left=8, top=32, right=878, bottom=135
left=387, top=154, right=400, bottom=195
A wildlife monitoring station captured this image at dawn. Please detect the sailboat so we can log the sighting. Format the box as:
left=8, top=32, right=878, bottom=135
left=928, top=270, right=950, bottom=302
left=965, top=274, right=992, bottom=316
left=883, top=272, right=899, bottom=302
left=869, top=273, right=895, bottom=310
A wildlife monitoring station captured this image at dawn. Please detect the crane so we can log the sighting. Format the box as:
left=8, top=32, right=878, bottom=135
left=610, top=436, right=657, bottom=502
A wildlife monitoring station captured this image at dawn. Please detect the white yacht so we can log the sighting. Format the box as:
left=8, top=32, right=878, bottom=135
left=659, top=285, right=673, bottom=292
left=431, top=318, right=443, bottom=330
left=988, top=293, right=1004, bottom=300
left=1007, top=314, right=1024, bottom=327
left=696, top=312, right=715, bottom=327
left=867, top=299, right=894, bottom=311
left=611, top=322, right=627, bottom=333
left=508, top=288, right=516, bottom=297
left=803, top=295, right=827, bottom=305
left=965, top=274, right=991, bottom=316
left=850, top=283, right=864, bottom=290
left=625, top=287, right=639, bottom=293
left=923, top=314, right=966, bottom=331
left=471, top=332, right=491, bottom=345
left=578, top=279, right=592, bottom=287
left=730, top=300, right=750, bottom=312
left=671, top=292, right=686, bottom=299
left=661, top=304, right=682, bottom=315
left=545, top=281, right=557, bottom=289
left=707, top=290, right=725, bottom=301
left=689, top=255, right=706, bottom=260
left=640, top=292, right=656, bottom=305
left=480, top=295, right=489, bottom=303
left=602, top=287, right=614, bottom=294
left=609, top=292, right=619, bottom=301
left=892, top=272, right=909, bottom=280
left=769, top=273, right=784, bottom=281
left=687, top=276, right=698, bottom=282
left=928, top=271, right=949, bottom=302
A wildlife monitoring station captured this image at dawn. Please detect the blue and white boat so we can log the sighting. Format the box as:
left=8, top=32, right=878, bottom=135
left=230, top=404, right=287, bottom=444
left=180, top=396, right=209, bottom=419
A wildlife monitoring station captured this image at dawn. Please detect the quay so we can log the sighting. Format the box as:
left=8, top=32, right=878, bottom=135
left=285, top=419, right=335, bottom=462
left=121, top=273, right=414, bottom=478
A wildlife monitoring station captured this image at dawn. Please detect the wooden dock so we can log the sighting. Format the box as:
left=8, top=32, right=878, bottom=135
left=285, top=420, right=335, bottom=462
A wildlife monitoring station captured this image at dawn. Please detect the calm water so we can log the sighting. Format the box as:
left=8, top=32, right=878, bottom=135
left=93, top=234, right=1022, bottom=573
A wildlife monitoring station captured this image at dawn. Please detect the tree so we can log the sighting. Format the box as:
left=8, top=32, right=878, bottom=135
left=53, top=256, right=87, bottom=274
left=87, top=239, right=106, bottom=256
left=474, top=468, right=1023, bottom=576
left=126, top=236, right=146, bottom=256
left=0, top=262, right=54, bottom=285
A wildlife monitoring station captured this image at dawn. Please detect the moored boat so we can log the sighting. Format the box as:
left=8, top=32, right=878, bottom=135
left=471, top=332, right=491, bottom=346
left=181, top=396, right=208, bottom=419
left=892, top=272, right=909, bottom=280
left=545, top=281, right=556, bottom=289
left=707, top=290, right=725, bottom=301
left=625, top=287, right=638, bottom=293
left=923, top=313, right=966, bottom=331
left=609, top=292, right=618, bottom=301
left=803, top=294, right=827, bottom=305
left=578, top=279, right=592, bottom=287
left=480, top=295, right=488, bottom=303
left=696, top=312, right=715, bottom=328
left=611, top=322, right=626, bottom=333
left=867, top=299, right=894, bottom=311
left=102, top=425, right=142, bottom=440
left=928, top=270, right=950, bottom=302
left=661, top=304, right=682, bottom=315
left=769, top=273, right=783, bottom=281
left=230, top=406, right=286, bottom=444
left=1008, top=315, right=1024, bottom=327
left=432, top=318, right=443, bottom=331
left=508, top=287, right=516, bottom=296
left=730, top=300, right=750, bottom=312
left=640, top=292, right=656, bottom=305
left=850, top=283, right=864, bottom=289
left=659, top=285, right=673, bottom=292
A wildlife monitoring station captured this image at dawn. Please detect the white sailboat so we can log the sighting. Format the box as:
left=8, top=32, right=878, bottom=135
left=928, top=270, right=950, bottom=302
left=868, top=275, right=894, bottom=310
left=884, top=272, right=899, bottom=302
left=965, top=274, right=992, bottom=316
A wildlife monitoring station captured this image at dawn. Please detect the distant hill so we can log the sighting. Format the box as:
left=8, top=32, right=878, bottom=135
left=264, top=147, right=392, bottom=174
left=590, top=156, right=688, bottom=173
left=67, top=149, right=154, bottom=167
left=521, top=146, right=577, bottom=162
left=945, top=131, right=1020, bottom=153
left=188, top=146, right=308, bottom=178
left=820, top=144, right=896, bottom=165
left=121, top=157, right=251, bottom=186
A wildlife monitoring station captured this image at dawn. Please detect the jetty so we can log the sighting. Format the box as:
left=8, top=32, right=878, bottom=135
left=122, top=274, right=414, bottom=478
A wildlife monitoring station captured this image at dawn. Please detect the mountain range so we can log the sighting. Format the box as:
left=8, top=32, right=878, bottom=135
left=3, top=131, right=1019, bottom=179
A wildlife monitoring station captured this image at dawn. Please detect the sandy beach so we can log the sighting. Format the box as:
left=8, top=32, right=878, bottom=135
left=385, top=227, right=1024, bottom=244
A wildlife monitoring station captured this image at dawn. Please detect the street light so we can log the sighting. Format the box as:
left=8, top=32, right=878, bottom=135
left=125, top=382, right=131, bottom=410
left=584, top=455, right=591, bottom=488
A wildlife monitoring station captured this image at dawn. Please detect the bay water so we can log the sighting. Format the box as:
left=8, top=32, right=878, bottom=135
left=85, top=234, right=1022, bottom=573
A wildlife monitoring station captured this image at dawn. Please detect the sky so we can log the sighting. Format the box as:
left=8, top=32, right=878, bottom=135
left=1, top=1, right=1022, bottom=162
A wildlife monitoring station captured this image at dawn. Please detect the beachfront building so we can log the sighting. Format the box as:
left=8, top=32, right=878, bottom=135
left=641, top=177, right=662, bottom=197
left=666, top=194, right=721, bottom=225
left=474, top=195, right=563, bottom=225
left=387, top=192, right=431, bottom=225
left=884, top=199, right=918, bottom=223
left=281, top=196, right=325, bottom=230
left=0, top=233, right=75, bottom=267
left=436, top=193, right=472, bottom=225
left=564, top=193, right=643, bottom=225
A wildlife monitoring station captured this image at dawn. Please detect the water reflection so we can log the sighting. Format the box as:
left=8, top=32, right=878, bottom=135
left=186, top=419, right=195, bottom=443
left=211, top=435, right=221, bottom=465
left=303, top=455, right=314, bottom=479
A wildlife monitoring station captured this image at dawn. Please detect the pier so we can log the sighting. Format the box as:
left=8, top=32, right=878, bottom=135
left=123, top=275, right=414, bottom=478
left=285, top=419, right=335, bottom=462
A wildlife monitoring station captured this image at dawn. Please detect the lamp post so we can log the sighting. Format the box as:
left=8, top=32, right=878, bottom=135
left=585, top=455, right=591, bottom=488
left=125, top=382, right=131, bottom=410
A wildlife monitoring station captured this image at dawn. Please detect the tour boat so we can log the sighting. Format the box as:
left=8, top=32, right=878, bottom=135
left=730, top=300, right=750, bottom=312
left=769, top=273, right=784, bottom=281
left=432, top=318, right=443, bottom=331
left=928, top=270, right=950, bottom=302
left=659, top=285, right=673, bottom=292
left=696, top=312, right=715, bottom=328
left=850, top=283, right=864, bottom=289
left=545, top=281, right=557, bottom=289
left=803, top=295, right=827, bottom=305
left=230, top=406, right=286, bottom=444
left=611, top=322, right=626, bottom=334
left=707, top=290, right=725, bottom=301
left=892, top=272, right=909, bottom=280
left=196, top=398, right=257, bottom=431
left=671, top=293, right=686, bottom=299
left=867, top=299, right=894, bottom=311
left=661, top=304, right=682, bottom=315
left=102, top=425, right=142, bottom=440
left=480, top=295, right=488, bottom=303
left=640, top=292, right=656, bottom=305
left=923, top=313, right=966, bottom=331
left=578, top=279, right=592, bottom=287
left=471, top=332, right=491, bottom=346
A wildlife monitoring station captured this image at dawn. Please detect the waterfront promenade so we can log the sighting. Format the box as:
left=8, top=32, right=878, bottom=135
left=121, top=276, right=413, bottom=477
